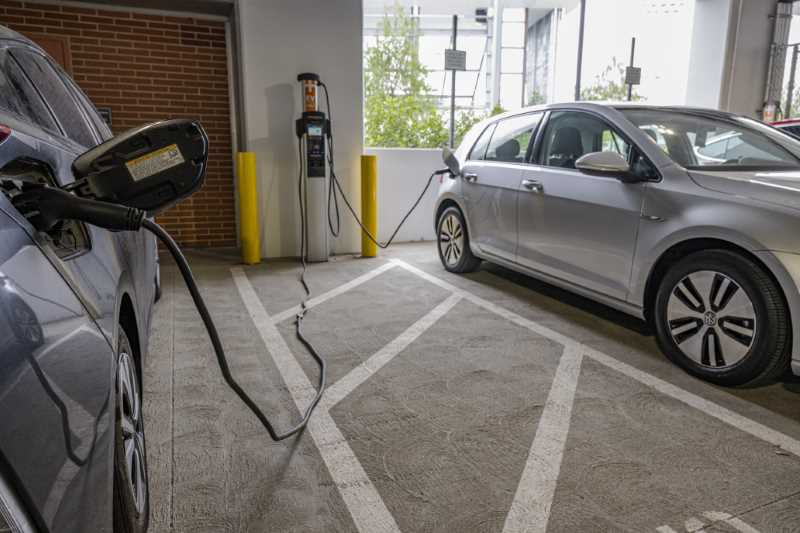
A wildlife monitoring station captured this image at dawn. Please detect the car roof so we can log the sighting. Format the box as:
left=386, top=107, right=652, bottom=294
left=0, top=25, right=42, bottom=50
left=491, top=101, right=741, bottom=121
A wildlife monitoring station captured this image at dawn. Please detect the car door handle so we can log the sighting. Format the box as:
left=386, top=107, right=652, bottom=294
left=521, top=179, right=543, bottom=193
left=463, top=172, right=478, bottom=183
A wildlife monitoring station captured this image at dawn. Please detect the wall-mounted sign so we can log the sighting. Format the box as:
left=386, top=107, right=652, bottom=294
left=625, top=66, right=642, bottom=86
left=97, top=107, right=112, bottom=127
left=444, top=49, right=466, bottom=71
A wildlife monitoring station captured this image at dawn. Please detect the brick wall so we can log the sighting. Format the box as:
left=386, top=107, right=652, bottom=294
left=1, top=1, right=235, bottom=247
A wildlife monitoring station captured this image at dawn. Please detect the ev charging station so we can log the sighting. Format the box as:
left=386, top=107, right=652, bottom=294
left=296, top=73, right=330, bottom=262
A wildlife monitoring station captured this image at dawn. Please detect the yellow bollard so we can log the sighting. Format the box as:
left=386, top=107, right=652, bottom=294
left=360, top=155, right=378, bottom=258
left=237, top=152, right=260, bottom=265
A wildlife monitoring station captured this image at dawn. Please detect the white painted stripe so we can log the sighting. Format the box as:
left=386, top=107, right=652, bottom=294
left=502, top=344, right=583, bottom=533
left=231, top=267, right=402, bottom=533
left=703, top=511, right=761, bottom=533
left=655, top=527, right=679, bottom=533
left=685, top=516, right=706, bottom=532
left=270, top=262, right=397, bottom=324
left=585, top=346, right=800, bottom=458
left=390, top=260, right=577, bottom=347
left=323, top=293, right=461, bottom=409
left=391, top=259, right=800, bottom=458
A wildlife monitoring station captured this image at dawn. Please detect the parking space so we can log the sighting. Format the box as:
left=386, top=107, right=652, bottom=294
left=145, top=243, right=800, bottom=533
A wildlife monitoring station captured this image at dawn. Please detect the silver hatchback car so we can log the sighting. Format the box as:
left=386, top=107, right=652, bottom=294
left=435, top=103, right=800, bottom=386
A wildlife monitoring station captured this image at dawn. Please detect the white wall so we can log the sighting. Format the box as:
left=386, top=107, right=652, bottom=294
left=364, top=148, right=443, bottom=242
left=237, top=0, right=363, bottom=258
left=686, top=0, right=777, bottom=117
left=686, top=0, right=733, bottom=109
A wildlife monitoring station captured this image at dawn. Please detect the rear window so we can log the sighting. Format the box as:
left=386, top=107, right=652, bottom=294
left=620, top=108, right=800, bottom=171
left=11, top=49, right=97, bottom=148
left=0, top=49, right=58, bottom=132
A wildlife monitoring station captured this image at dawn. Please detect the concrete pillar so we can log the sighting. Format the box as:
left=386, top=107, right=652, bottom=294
left=490, top=0, right=503, bottom=108
left=686, top=0, right=781, bottom=118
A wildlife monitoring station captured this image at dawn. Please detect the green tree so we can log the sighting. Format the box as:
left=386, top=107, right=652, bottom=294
left=364, top=5, right=448, bottom=147
left=580, top=57, right=644, bottom=102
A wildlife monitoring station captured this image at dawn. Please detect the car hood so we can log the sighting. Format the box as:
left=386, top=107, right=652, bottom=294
left=688, top=169, right=800, bottom=212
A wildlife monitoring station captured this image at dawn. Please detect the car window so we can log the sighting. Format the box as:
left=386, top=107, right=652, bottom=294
left=621, top=108, right=800, bottom=170
left=60, top=69, right=112, bottom=141
left=0, top=49, right=58, bottom=132
left=696, top=135, right=729, bottom=158
left=540, top=111, right=630, bottom=169
left=10, top=49, right=97, bottom=148
left=468, top=123, right=496, bottom=160
left=781, top=125, right=800, bottom=140
left=485, top=113, right=542, bottom=163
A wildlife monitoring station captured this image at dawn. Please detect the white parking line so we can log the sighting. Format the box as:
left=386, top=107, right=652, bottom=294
left=703, top=511, right=761, bottom=533
left=269, top=262, right=397, bottom=324
left=322, top=293, right=462, bottom=410
left=235, top=257, right=800, bottom=533
left=231, top=266, right=402, bottom=533
left=502, top=344, right=584, bottom=533
left=391, top=259, right=800, bottom=457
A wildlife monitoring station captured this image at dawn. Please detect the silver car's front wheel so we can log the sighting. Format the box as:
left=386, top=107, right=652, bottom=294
left=436, top=206, right=480, bottom=273
left=654, top=250, right=790, bottom=387
left=666, top=270, right=756, bottom=369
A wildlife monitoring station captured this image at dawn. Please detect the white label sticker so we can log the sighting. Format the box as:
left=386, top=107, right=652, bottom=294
left=125, top=144, right=185, bottom=181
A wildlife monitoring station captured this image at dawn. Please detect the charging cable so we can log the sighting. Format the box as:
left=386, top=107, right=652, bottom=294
left=318, top=81, right=448, bottom=249
left=13, top=186, right=324, bottom=441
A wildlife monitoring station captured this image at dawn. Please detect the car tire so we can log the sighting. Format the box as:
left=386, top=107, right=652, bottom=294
left=653, top=250, right=790, bottom=387
left=113, top=328, right=149, bottom=533
left=437, top=206, right=481, bottom=273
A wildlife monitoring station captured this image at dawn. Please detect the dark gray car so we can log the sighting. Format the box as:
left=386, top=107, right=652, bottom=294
left=0, top=27, right=156, bottom=532
left=436, top=102, right=800, bottom=387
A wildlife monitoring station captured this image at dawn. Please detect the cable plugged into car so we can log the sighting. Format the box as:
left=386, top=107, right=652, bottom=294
left=4, top=118, right=322, bottom=441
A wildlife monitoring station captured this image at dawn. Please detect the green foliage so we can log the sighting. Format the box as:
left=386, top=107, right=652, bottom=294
left=364, top=3, right=494, bottom=148
left=527, top=89, right=546, bottom=106
left=490, top=105, right=506, bottom=116
left=454, top=109, right=484, bottom=145
left=364, top=4, right=447, bottom=148
left=580, top=57, right=644, bottom=102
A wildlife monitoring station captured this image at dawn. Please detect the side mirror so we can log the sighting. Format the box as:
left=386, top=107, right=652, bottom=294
left=575, top=151, right=631, bottom=174
left=442, top=146, right=461, bottom=177
left=72, top=119, right=208, bottom=215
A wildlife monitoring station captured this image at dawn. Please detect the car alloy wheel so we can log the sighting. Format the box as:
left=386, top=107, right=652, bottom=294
left=117, top=349, right=147, bottom=516
left=439, top=212, right=464, bottom=267
left=666, top=270, right=756, bottom=369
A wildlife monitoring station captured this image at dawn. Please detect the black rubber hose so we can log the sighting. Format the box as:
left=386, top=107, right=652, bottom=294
left=142, top=218, right=325, bottom=441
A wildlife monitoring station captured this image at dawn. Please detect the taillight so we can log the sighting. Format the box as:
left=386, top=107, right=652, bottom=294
left=0, top=125, right=10, bottom=145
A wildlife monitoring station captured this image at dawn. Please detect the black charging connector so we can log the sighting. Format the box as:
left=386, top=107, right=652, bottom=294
left=13, top=185, right=144, bottom=232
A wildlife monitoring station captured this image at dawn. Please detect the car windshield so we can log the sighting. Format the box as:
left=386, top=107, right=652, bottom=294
left=618, top=108, right=800, bottom=170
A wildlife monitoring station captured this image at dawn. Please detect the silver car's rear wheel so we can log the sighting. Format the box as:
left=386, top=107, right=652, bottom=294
left=439, top=213, right=464, bottom=267
left=436, top=206, right=481, bottom=273
left=666, top=271, right=756, bottom=369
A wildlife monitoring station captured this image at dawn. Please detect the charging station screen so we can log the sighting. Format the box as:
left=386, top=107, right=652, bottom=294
left=307, top=125, right=323, bottom=136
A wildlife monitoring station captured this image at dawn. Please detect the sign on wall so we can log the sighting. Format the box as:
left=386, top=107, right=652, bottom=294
left=444, top=49, right=466, bottom=71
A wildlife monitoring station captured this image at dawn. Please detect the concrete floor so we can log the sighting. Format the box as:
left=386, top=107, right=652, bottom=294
left=143, top=243, right=800, bottom=533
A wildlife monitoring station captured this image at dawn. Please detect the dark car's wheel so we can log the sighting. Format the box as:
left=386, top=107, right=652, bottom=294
left=437, top=206, right=481, bottom=273
left=653, top=250, right=790, bottom=386
left=113, top=329, right=149, bottom=533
